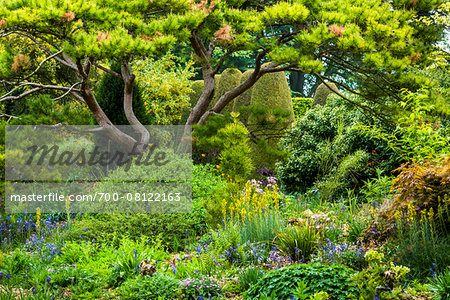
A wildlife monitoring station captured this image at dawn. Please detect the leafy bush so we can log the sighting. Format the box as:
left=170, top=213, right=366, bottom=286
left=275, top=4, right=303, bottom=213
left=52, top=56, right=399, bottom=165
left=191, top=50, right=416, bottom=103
left=64, top=213, right=200, bottom=252
left=120, top=273, right=180, bottom=300
left=230, top=179, right=281, bottom=220
left=191, top=164, right=226, bottom=232
left=46, top=266, right=93, bottom=289
left=204, top=181, right=241, bottom=226
left=312, top=240, right=366, bottom=271
left=361, top=88, right=450, bottom=163
left=192, top=114, right=230, bottom=165
left=207, top=112, right=254, bottom=183
left=278, top=96, right=396, bottom=195
left=292, top=97, right=312, bottom=119
left=245, top=264, right=359, bottom=299
left=132, top=54, right=194, bottom=125
left=65, top=156, right=213, bottom=250
left=360, top=169, right=394, bottom=203
left=383, top=157, right=450, bottom=231
left=54, top=237, right=168, bottom=289
left=352, top=250, right=411, bottom=299
left=192, top=164, right=226, bottom=201
left=316, top=150, right=370, bottom=202
left=0, top=249, right=33, bottom=277
left=205, top=177, right=281, bottom=227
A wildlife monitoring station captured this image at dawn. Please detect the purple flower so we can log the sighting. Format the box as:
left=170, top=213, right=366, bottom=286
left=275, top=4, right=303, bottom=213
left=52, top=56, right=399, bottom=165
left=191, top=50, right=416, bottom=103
left=47, top=277, right=51, bottom=283
left=171, top=264, right=177, bottom=275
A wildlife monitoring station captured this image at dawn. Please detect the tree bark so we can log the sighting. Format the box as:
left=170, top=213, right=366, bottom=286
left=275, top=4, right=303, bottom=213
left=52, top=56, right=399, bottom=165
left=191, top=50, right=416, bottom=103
left=185, top=67, right=215, bottom=125
left=197, top=51, right=270, bottom=125
left=185, top=30, right=216, bottom=126
left=198, top=68, right=261, bottom=125
left=121, top=59, right=149, bottom=154
left=79, top=83, right=142, bottom=154
left=75, top=58, right=148, bottom=155
left=289, top=71, right=305, bottom=96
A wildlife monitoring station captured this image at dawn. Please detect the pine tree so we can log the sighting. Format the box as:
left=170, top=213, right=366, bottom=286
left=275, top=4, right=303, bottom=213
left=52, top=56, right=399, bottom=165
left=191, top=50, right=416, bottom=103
left=182, top=0, right=445, bottom=126
left=0, top=0, right=200, bottom=153
left=0, top=0, right=446, bottom=144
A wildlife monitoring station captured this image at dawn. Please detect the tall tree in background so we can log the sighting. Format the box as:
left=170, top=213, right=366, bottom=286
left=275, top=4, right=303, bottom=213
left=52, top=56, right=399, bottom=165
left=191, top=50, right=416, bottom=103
left=184, top=0, right=445, bottom=126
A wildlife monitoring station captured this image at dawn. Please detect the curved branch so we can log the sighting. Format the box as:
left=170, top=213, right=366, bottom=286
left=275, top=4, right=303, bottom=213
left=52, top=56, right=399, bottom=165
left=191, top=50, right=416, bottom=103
left=1, top=31, right=77, bottom=71
left=0, top=81, right=81, bottom=102
left=52, top=82, right=82, bottom=100
left=70, top=91, right=87, bottom=104
left=198, top=49, right=269, bottom=125
left=262, top=62, right=297, bottom=74
left=190, top=29, right=210, bottom=60
left=121, top=59, right=149, bottom=154
left=0, top=87, right=42, bottom=102
left=93, top=63, right=123, bottom=79
left=0, top=112, right=19, bottom=119
left=1, top=82, right=30, bottom=99
left=21, top=50, right=64, bottom=81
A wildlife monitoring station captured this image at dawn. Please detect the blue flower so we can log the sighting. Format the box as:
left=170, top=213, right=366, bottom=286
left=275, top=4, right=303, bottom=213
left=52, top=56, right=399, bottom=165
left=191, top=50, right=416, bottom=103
left=171, top=264, right=177, bottom=275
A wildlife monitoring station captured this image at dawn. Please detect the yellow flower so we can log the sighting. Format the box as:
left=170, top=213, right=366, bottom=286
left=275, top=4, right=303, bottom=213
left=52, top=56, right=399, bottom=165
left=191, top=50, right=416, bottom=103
left=427, top=207, right=434, bottom=219
left=65, top=196, right=71, bottom=223
left=36, top=207, right=41, bottom=231
left=201, top=154, right=206, bottom=157
left=221, top=199, right=227, bottom=216
left=216, top=165, right=220, bottom=169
